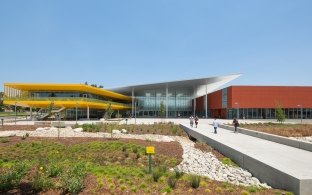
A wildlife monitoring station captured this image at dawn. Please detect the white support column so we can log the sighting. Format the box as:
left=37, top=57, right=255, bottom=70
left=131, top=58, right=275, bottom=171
left=87, top=106, right=90, bottom=120
left=205, top=80, right=208, bottom=119
left=166, top=84, right=168, bottom=118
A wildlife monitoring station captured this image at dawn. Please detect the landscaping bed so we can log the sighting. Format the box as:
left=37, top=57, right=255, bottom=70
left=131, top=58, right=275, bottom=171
left=0, top=137, right=291, bottom=195
left=0, top=125, right=49, bottom=131
left=239, top=123, right=312, bottom=137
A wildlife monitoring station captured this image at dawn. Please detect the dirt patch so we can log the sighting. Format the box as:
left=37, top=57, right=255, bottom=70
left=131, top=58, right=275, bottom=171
left=0, top=136, right=183, bottom=161
left=240, top=123, right=312, bottom=137
left=194, top=141, right=225, bottom=161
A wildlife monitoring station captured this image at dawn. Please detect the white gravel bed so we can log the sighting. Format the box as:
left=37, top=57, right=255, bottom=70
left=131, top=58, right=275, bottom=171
left=1, top=127, right=269, bottom=188
left=173, top=137, right=270, bottom=188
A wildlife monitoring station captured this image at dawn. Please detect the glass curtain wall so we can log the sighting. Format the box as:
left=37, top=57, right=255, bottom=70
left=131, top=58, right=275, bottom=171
left=136, top=88, right=193, bottom=118
left=227, top=108, right=312, bottom=119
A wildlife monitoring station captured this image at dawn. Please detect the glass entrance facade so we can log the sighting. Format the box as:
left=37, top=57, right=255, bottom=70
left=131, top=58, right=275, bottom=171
left=135, top=88, right=193, bottom=118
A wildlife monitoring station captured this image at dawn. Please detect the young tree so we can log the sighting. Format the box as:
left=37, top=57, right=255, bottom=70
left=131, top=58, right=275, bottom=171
left=275, top=104, right=286, bottom=123
left=159, top=101, right=165, bottom=122
left=84, top=81, right=88, bottom=85
left=104, top=102, right=114, bottom=119
left=99, top=85, right=104, bottom=88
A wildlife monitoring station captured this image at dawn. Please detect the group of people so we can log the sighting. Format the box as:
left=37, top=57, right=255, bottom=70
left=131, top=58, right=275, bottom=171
left=189, top=115, right=199, bottom=128
left=189, top=116, right=240, bottom=134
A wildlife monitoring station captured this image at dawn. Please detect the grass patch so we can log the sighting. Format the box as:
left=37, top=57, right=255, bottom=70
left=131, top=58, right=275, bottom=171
left=221, top=157, right=238, bottom=167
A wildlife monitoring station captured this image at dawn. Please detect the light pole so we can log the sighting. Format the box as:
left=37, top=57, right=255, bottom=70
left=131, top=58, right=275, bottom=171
left=297, top=104, right=303, bottom=123
left=234, top=102, right=239, bottom=119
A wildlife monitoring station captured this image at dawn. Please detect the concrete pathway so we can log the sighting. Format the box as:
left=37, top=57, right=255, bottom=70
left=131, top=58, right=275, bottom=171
left=180, top=122, right=312, bottom=195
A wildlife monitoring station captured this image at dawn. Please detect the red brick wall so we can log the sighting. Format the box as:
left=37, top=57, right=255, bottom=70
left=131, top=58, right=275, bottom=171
left=228, top=86, right=312, bottom=108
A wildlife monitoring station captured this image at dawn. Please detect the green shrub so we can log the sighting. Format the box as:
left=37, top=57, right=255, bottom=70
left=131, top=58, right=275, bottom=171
left=32, top=172, right=53, bottom=191
left=158, top=165, right=167, bottom=174
left=162, top=186, right=172, bottom=193
left=0, top=162, right=28, bottom=191
left=0, top=137, right=9, bottom=143
left=167, top=175, right=177, bottom=189
left=174, top=168, right=183, bottom=179
left=241, top=190, right=250, bottom=195
left=221, top=157, right=238, bottom=167
left=247, top=185, right=259, bottom=193
left=47, top=164, right=62, bottom=177
left=152, top=169, right=162, bottom=182
left=189, top=175, right=201, bottom=189
left=60, top=163, right=86, bottom=194
left=171, top=126, right=178, bottom=134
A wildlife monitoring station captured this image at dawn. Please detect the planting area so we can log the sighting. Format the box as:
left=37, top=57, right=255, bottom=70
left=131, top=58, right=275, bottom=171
left=239, top=123, right=312, bottom=137
left=0, top=123, right=292, bottom=194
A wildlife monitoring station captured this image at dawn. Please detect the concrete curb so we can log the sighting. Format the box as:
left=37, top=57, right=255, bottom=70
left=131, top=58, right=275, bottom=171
left=220, top=124, right=312, bottom=153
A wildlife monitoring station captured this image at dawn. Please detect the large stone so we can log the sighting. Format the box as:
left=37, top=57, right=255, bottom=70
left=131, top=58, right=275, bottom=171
left=112, top=130, right=121, bottom=134
left=0, top=132, right=16, bottom=137
left=74, top=128, right=83, bottom=132
left=121, top=129, right=128, bottom=134
left=36, top=127, right=45, bottom=131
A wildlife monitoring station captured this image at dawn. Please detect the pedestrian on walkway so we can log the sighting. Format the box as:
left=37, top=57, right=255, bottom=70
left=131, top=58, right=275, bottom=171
left=213, top=119, right=219, bottom=134
left=194, top=115, right=199, bottom=128
left=233, top=118, right=239, bottom=133
left=189, top=115, right=194, bottom=127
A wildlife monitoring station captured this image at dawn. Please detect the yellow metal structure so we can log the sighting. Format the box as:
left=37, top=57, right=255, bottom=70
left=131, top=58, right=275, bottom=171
left=3, top=83, right=132, bottom=110
left=4, top=83, right=131, bottom=101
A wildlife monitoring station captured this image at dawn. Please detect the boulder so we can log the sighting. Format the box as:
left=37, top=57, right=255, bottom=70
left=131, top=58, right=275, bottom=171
left=0, top=132, right=16, bottom=137
left=50, top=127, right=58, bottom=131
left=36, top=127, right=45, bottom=131
left=121, top=129, right=127, bottom=134
left=112, top=129, right=121, bottom=134
left=74, top=128, right=83, bottom=132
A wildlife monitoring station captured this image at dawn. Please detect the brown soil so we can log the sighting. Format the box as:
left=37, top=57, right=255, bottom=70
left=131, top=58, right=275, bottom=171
left=194, top=141, right=225, bottom=161
left=0, top=136, right=183, bottom=160
left=240, top=123, right=312, bottom=137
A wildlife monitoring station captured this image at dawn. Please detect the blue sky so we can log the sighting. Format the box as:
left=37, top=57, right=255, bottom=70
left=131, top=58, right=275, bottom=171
left=0, top=0, right=311, bottom=91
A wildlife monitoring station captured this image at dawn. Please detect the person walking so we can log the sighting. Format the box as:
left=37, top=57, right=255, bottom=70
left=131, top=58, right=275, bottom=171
left=189, top=115, right=194, bottom=127
left=213, top=119, right=219, bottom=134
left=194, top=115, right=199, bottom=128
left=233, top=118, right=239, bottom=133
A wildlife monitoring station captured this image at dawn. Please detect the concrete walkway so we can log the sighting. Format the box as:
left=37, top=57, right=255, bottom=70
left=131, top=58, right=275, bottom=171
left=180, top=123, right=312, bottom=195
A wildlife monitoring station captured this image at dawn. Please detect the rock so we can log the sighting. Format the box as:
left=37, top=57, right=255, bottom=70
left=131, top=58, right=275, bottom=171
left=112, top=130, right=121, bottom=134
left=74, top=128, right=83, bottom=132
left=44, top=127, right=50, bottom=130
left=49, top=127, right=58, bottom=131
left=0, top=132, right=16, bottom=137
left=121, top=129, right=128, bottom=134
left=36, top=127, right=45, bottom=131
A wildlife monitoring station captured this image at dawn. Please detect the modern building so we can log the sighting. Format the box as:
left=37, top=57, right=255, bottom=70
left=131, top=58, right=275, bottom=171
left=2, top=74, right=240, bottom=120
left=195, top=86, right=312, bottom=119
left=3, top=83, right=132, bottom=120
left=3, top=75, right=312, bottom=120
left=109, top=74, right=241, bottom=118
